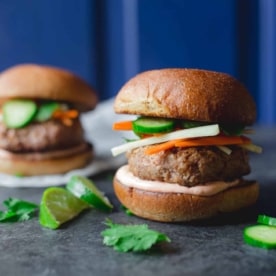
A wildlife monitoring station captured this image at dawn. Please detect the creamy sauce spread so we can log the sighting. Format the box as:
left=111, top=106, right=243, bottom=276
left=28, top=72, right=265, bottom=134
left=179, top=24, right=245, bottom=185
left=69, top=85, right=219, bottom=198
left=0, top=143, right=90, bottom=161
left=116, top=165, right=241, bottom=196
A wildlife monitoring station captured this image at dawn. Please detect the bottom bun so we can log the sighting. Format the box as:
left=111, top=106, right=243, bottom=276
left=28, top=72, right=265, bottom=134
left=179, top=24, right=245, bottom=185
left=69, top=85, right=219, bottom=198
left=113, top=172, right=259, bottom=222
left=0, top=143, right=93, bottom=176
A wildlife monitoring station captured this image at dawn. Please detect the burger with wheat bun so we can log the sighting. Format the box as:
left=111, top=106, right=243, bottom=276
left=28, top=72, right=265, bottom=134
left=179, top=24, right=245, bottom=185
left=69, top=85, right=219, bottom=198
left=0, top=64, right=97, bottom=176
left=111, top=68, right=262, bottom=222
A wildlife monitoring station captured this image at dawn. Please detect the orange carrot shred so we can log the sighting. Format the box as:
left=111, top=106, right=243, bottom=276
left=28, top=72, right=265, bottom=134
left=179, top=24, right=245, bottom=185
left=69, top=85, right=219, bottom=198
left=112, top=121, right=133, bottom=131
left=145, top=139, right=182, bottom=155
left=52, top=110, right=63, bottom=118
left=145, top=135, right=252, bottom=155
left=62, top=118, right=73, bottom=126
left=52, top=109, right=78, bottom=126
left=175, top=136, right=246, bottom=147
left=53, top=109, right=78, bottom=118
left=65, top=109, right=78, bottom=118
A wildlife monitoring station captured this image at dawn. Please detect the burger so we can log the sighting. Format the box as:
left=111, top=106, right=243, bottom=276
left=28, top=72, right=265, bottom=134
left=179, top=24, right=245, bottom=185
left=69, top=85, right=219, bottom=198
left=0, top=64, right=97, bottom=176
left=111, top=68, right=262, bottom=222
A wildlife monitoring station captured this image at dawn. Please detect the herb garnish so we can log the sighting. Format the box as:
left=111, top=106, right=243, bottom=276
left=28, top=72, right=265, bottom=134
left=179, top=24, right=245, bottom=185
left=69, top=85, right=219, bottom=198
left=101, top=218, right=171, bottom=252
left=0, top=198, right=39, bottom=222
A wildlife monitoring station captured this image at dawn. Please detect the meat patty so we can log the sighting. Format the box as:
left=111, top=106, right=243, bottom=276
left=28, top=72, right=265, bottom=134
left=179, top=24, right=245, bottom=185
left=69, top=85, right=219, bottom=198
left=0, top=118, right=85, bottom=153
left=127, top=146, right=250, bottom=187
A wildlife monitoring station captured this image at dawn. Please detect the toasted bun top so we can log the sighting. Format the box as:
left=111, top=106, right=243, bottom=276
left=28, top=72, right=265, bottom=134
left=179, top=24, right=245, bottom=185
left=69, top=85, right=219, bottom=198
left=0, top=64, right=98, bottom=112
left=114, top=68, right=256, bottom=125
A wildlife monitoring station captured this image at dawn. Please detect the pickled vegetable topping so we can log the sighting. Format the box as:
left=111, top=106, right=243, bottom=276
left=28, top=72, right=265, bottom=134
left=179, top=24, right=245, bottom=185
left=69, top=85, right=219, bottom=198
left=111, top=116, right=262, bottom=156
left=1, top=99, right=78, bottom=128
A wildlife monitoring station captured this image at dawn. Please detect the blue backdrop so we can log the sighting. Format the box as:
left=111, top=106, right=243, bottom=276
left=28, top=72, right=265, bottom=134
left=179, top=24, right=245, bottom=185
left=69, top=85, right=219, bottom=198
left=0, top=0, right=275, bottom=125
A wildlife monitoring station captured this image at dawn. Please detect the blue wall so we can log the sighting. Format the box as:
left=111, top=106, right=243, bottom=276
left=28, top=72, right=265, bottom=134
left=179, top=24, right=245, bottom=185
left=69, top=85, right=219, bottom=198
left=0, top=0, right=275, bottom=125
left=0, top=0, right=96, bottom=88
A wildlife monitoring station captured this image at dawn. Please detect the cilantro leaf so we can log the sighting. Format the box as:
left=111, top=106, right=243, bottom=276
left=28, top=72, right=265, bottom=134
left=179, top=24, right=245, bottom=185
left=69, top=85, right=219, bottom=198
left=101, top=219, right=171, bottom=252
left=0, top=198, right=39, bottom=222
left=120, top=205, right=134, bottom=216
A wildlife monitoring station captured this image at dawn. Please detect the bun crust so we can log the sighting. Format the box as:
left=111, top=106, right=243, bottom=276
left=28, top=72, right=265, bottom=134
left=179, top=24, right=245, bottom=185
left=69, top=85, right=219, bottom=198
left=0, top=64, right=97, bottom=112
left=0, top=144, right=93, bottom=176
left=114, top=69, right=256, bottom=125
left=113, top=176, right=259, bottom=222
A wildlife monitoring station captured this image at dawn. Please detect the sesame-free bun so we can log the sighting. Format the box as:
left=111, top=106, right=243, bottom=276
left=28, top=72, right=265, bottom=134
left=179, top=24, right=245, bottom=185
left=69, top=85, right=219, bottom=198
left=113, top=174, right=259, bottom=222
left=114, top=68, right=256, bottom=125
left=0, top=64, right=97, bottom=112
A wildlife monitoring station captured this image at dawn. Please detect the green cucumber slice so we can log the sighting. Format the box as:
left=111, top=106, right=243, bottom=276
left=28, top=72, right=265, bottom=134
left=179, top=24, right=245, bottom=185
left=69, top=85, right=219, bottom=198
left=132, top=117, right=175, bottom=134
left=257, top=214, right=276, bottom=226
left=243, top=225, right=276, bottom=249
left=35, top=102, right=60, bottom=122
left=3, top=99, right=38, bottom=128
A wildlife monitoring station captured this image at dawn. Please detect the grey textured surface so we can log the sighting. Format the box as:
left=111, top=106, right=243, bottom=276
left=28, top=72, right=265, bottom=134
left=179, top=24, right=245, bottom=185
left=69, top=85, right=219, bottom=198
left=0, top=127, right=275, bottom=276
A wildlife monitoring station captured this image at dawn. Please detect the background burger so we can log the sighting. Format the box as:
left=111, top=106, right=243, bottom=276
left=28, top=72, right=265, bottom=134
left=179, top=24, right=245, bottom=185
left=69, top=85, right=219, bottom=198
left=111, top=68, right=262, bottom=222
left=0, top=64, right=97, bottom=176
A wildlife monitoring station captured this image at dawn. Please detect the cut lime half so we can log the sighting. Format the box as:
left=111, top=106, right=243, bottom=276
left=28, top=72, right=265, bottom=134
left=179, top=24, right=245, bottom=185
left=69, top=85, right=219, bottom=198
left=39, top=187, right=89, bottom=229
left=66, top=176, right=113, bottom=212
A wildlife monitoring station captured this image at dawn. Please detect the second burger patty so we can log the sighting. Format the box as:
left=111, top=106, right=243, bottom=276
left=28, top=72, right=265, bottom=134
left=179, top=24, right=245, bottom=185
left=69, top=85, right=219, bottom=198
left=127, top=146, right=250, bottom=187
left=0, top=119, right=85, bottom=153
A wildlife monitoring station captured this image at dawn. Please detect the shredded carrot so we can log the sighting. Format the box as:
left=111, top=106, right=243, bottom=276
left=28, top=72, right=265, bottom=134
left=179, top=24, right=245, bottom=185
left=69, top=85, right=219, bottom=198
left=52, top=109, right=79, bottom=126
left=112, top=121, right=133, bottom=131
left=145, top=139, right=182, bottom=155
left=145, top=135, right=251, bottom=155
left=61, top=118, right=73, bottom=126
left=175, top=136, right=250, bottom=147
left=53, top=109, right=78, bottom=119
left=66, top=109, right=78, bottom=118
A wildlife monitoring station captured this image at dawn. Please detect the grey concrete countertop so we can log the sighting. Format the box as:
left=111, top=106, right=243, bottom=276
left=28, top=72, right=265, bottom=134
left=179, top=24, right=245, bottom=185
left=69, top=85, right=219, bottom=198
left=0, top=127, right=275, bottom=276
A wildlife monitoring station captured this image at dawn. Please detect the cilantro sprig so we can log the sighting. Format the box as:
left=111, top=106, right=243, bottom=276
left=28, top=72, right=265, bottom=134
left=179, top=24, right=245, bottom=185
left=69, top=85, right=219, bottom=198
left=101, top=219, right=171, bottom=253
left=120, top=205, right=134, bottom=216
left=0, top=198, right=39, bottom=222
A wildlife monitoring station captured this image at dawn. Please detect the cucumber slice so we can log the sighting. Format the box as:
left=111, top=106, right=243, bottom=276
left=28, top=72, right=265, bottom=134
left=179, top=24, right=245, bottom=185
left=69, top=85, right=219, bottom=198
left=3, top=99, right=38, bottom=128
left=132, top=117, right=175, bottom=134
left=244, top=225, right=276, bottom=249
left=257, top=214, right=276, bottom=226
left=35, top=102, right=60, bottom=122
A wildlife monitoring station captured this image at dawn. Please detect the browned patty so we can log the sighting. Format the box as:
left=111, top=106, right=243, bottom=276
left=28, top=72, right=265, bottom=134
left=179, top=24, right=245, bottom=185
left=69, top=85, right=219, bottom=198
left=127, top=146, right=250, bottom=187
left=0, top=118, right=85, bottom=153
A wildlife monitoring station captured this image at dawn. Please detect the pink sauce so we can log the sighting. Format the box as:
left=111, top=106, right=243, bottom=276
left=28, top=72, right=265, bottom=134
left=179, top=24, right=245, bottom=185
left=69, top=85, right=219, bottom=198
left=116, top=165, right=241, bottom=196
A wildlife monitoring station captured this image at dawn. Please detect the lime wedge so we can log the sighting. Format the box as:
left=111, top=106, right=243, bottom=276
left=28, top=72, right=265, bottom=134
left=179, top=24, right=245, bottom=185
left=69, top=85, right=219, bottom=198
left=66, top=176, right=113, bottom=212
left=39, top=187, right=89, bottom=229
